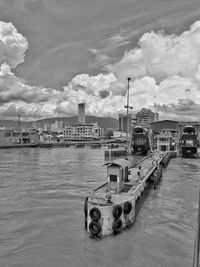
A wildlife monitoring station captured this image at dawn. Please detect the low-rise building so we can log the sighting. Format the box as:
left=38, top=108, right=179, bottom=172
left=63, top=123, right=101, bottom=141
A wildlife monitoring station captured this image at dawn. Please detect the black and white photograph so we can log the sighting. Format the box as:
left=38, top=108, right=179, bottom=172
left=0, top=0, right=200, bottom=266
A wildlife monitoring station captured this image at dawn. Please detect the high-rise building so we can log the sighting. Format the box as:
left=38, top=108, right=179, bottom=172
left=154, top=113, right=159, bottom=122
left=78, top=103, right=85, bottom=124
left=118, top=114, right=132, bottom=132
left=136, top=108, right=159, bottom=128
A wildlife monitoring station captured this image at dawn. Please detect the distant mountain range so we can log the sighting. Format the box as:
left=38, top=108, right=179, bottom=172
left=0, top=116, right=119, bottom=129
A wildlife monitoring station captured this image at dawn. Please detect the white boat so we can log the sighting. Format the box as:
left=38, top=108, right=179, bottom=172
left=155, top=131, right=175, bottom=152
left=84, top=152, right=167, bottom=238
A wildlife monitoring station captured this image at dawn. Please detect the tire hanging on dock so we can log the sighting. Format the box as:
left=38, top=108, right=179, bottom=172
left=123, top=201, right=132, bottom=215
left=112, top=219, right=123, bottom=234
left=112, top=205, right=122, bottom=220
left=89, top=221, right=102, bottom=236
left=89, top=207, right=101, bottom=221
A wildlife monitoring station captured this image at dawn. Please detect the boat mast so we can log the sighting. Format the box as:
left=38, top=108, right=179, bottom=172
left=124, top=77, right=133, bottom=152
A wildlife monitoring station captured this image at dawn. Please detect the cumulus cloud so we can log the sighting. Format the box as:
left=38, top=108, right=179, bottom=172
left=0, top=21, right=28, bottom=68
left=110, top=21, right=200, bottom=83
left=1, top=20, right=200, bottom=121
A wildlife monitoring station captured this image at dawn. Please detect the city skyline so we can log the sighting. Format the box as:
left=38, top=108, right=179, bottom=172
left=0, top=1, right=200, bottom=121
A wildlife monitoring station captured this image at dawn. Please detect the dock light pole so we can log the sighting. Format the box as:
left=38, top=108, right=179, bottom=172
left=124, top=77, right=133, bottom=151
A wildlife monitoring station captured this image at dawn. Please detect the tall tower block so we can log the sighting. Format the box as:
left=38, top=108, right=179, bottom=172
left=78, top=103, right=85, bottom=124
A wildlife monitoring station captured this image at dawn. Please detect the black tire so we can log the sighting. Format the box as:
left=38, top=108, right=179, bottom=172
left=89, top=221, right=102, bottom=236
left=112, top=219, right=123, bottom=234
left=123, top=201, right=132, bottom=215
left=89, top=207, right=101, bottom=221
left=112, top=205, right=122, bottom=220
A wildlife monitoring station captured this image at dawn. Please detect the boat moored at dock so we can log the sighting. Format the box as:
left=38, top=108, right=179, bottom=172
left=0, top=128, right=40, bottom=148
left=179, top=125, right=199, bottom=157
left=84, top=151, right=170, bottom=238
left=131, top=126, right=150, bottom=155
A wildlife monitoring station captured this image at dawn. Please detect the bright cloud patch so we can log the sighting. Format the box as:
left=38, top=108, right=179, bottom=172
left=0, top=20, right=200, bottom=121
left=0, top=21, right=28, bottom=68
left=110, top=21, right=200, bottom=83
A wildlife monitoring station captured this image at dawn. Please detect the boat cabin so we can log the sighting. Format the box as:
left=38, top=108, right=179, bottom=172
left=105, top=159, right=131, bottom=194
left=156, top=132, right=173, bottom=152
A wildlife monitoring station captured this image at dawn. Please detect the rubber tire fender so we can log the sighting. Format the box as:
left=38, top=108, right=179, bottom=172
left=112, top=219, right=123, bottom=234
left=123, top=201, right=132, bottom=215
left=89, top=207, right=101, bottom=221
left=112, top=205, right=122, bottom=220
left=89, top=220, right=102, bottom=236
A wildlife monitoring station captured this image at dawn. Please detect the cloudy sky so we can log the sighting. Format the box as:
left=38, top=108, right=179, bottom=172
left=0, top=0, right=200, bottom=121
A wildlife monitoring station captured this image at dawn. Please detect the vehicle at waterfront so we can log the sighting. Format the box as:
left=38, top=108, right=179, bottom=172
left=131, top=126, right=150, bottom=155
left=84, top=152, right=169, bottom=238
left=0, top=128, right=40, bottom=148
left=179, top=125, right=198, bottom=157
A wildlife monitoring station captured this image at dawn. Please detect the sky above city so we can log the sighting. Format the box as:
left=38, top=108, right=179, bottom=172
left=0, top=0, right=200, bottom=121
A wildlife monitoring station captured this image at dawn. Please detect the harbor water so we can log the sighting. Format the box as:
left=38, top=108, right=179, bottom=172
left=0, top=147, right=199, bottom=267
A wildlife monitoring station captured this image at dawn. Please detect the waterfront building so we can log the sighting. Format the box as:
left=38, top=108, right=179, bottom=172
left=150, top=120, right=200, bottom=135
left=154, top=113, right=159, bottom=122
left=113, top=130, right=127, bottom=138
left=150, top=120, right=179, bottom=132
left=118, top=114, right=132, bottom=132
left=0, top=128, right=40, bottom=148
left=136, top=108, right=159, bottom=128
left=42, top=122, right=51, bottom=132
left=63, top=123, right=100, bottom=141
left=78, top=103, right=86, bottom=124
left=51, top=120, right=64, bottom=131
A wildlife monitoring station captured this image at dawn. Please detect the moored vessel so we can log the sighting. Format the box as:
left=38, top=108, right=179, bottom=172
left=0, top=128, right=40, bottom=148
left=179, top=125, right=198, bottom=157
left=131, top=126, right=150, bottom=155
left=84, top=151, right=169, bottom=238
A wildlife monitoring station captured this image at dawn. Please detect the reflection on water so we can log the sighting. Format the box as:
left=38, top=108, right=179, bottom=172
left=0, top=147, right=199, bottom=267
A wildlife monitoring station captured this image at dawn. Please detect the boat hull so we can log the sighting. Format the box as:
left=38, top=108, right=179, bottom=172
left=181, top=146, right=198, bottom=157
left=0, top=143, right=40, bottom=148
left=85, top=151, right=169, bottom=238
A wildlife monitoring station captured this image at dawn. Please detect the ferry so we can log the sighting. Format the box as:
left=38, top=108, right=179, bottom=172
left=0, top=128, right=40, bottom=148
left=131, top=126, right=150, bottom=155
left=179, top=125, right=198, bottom=157
left=154, top=131, right=177, bottom=168
left=84, top=151, right=170, bottom=238
left=155, top=131, right=175, bottom=152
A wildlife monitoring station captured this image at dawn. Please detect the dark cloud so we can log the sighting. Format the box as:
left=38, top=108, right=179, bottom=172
left=99, top=90, right=110, bottom=98
left=153, top=98, right=200, bottom=118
